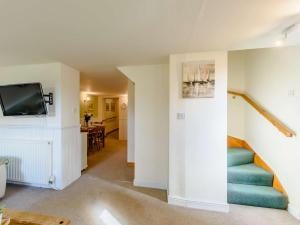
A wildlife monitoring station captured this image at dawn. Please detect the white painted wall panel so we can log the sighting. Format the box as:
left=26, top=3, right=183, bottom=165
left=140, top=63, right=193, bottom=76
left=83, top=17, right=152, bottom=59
left=127, top=80, right=135, bottom=163
left=243, top=46, right=300, bottom=213
left=169, top=52, right=228, bottom=212
left=228, top=51, right=246, bottom=139
left=228, top=45, right=300, bottom=218
left=0, top=63, right=81, bottom=190
left=119, top=65, right=169, bottom=189
left=61, top=127, right=81, bottom=188
left=119, top=95, right=128, bottom=140
left=0, top=139, right=52, bottom=187
left=0, top=63, right=61, bottom=127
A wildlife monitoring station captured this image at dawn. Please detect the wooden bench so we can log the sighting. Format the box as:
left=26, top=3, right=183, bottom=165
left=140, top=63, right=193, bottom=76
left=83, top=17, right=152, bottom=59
left=3, top=208, right=70, bottom=225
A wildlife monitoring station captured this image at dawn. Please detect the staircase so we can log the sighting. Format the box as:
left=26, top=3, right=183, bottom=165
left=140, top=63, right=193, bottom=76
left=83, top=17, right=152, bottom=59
left=227, top=147, right=288, bottom=209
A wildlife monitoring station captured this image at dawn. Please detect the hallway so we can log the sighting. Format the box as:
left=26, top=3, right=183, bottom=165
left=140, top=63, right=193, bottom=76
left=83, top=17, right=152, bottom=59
left=85, top=131, right=167, bottom=201
left=87, top=131, right=134, bottom=183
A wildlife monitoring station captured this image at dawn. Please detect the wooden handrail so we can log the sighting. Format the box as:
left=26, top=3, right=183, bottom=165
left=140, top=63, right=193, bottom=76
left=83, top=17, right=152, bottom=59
left=228, top=90, right=295, bottom=137
left=101, top=116, right=117, bottom=123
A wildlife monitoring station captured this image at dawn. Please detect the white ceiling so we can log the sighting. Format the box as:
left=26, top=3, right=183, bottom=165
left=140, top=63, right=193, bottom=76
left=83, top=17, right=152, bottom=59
left=0, top=0, right=300, bottom=94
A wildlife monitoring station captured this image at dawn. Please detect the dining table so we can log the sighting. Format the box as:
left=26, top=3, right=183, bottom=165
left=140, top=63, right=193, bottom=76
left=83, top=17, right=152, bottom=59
left=80, top=124, right=105, bottom=148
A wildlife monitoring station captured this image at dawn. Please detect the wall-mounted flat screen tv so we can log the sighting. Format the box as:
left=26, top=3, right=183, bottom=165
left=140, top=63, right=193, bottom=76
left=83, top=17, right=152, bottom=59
left=0, top=83, right=47, bottom=116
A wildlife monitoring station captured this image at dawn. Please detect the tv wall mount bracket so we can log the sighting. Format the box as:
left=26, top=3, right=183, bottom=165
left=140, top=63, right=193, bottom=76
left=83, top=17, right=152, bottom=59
left=43, top=93, right=53, bottom=105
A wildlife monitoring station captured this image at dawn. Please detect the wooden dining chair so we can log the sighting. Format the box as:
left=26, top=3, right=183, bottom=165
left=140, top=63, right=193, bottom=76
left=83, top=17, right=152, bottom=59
left=99, top=126, right=105, bottom=148
left=94, top=127, right=103, bottom=151
left=87, top=131, right=94, bottom=153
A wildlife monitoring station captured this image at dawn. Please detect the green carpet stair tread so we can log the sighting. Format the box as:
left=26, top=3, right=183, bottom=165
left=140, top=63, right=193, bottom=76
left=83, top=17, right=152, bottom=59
left=227, top=148, right=254, bottom=167
left=228, top=163, right=274, bottom=186
left=228, top=183, right=288, bottom=209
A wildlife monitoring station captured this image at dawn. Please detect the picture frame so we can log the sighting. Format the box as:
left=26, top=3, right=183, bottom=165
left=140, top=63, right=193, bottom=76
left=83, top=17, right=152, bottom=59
left=182, top=60, right=215, bottom=98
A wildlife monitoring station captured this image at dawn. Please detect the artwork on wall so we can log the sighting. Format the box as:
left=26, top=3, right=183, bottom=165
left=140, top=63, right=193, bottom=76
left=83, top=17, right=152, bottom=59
left=87, top=102, right=95, bottom=111
left=121, top=103, right=127, bottom=110
left=111, top=102, right=116, bottom=112
left=182, top=60, right=215, bottom=98
left=103, top=98, right=118, bottom=121
left=80, top=94, right=98, bottom=118
left=105, top=102, right=110, bottom=111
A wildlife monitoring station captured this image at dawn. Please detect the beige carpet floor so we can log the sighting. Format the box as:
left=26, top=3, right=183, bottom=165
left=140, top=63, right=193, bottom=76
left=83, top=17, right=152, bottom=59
left=0, top=133, right=299, bottom=225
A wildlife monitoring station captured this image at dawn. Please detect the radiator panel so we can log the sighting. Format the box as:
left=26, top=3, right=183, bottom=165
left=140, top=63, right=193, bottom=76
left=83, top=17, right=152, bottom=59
left=0, top=139, right=52, bottom=186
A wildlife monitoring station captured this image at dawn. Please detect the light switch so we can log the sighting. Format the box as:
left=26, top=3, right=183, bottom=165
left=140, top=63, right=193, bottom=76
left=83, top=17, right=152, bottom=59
left=72, top=107, right=78, bottom=114
left=288, top=89, right=295, bottom=97
left=177, top=113, right=185, bottom=120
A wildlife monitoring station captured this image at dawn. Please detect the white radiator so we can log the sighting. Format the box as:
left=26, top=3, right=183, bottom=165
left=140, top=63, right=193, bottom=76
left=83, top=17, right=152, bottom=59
left=0, top=139, right=53, bottom=187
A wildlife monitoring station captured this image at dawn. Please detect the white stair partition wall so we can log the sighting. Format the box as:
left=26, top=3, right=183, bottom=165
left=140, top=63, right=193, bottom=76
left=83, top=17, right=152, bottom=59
left=0, top=139, right=53, bottom=188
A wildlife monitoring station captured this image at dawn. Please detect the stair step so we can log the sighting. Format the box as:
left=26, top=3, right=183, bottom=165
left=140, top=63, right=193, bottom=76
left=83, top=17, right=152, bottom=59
left=228, top=163, right=273, bottom=186
left=228, top=183, right=288, bottom=209
left=228, top=148, right=254, bottom=167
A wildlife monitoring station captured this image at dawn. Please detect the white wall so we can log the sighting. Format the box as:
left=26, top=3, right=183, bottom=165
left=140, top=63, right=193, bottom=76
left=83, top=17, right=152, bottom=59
left=227, top=95, right=246, bottom=139
left=118, top=95, right=128, bottom=140
left=169, top=52, right=228, bottom=212
left=0, top=63, right=61, bottom=126
left=118, top=65, right=169, bottom=189
left=228, top=51, right=246, bottom=92
left=97, top=96, right=103, bottom=122
left=127, top=80, right=135, bottom=163
left=228, top=51, right=246, bottom=139
left=0, top=63, right=81, bottom=189
left=228, top=45, right=300, bottom=219
left=60, top=64, right=81, bottom=187
left=61, top=64, right=80, bottom=127
left=243, top=46, right=300, bottom=218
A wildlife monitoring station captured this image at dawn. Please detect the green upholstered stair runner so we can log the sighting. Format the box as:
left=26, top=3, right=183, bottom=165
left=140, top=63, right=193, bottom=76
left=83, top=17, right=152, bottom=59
left=227, top=148, right=288, bottom=209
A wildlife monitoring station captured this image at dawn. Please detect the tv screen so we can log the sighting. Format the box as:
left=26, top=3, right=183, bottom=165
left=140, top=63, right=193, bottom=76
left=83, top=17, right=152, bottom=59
left=0, top=83, right=47, bottom=116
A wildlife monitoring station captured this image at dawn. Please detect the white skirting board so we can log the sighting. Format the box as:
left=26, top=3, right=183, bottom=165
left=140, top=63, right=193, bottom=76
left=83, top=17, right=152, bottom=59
left=168, top=195, right=229, bottom=213
left=288, top=204, right=300, bottom=220
left=134, top=179, right=167, bottom=190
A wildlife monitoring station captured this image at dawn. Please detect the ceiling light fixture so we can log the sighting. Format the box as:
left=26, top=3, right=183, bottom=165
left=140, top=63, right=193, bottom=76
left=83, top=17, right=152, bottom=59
left=83, top=95, right=90, bottom=102
left=275, top=39, right=284, bottom=47
left=275, top=23, right=297, bottom=47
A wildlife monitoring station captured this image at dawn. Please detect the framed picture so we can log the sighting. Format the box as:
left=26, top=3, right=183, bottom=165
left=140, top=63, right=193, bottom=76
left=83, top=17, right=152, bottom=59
left=182, top=60, right=215, bottom=98
left=105, top=103, right=110, bottom=111
left=80, top=94, right=98, bottom=118
left=87, top=102, right=94, bottom=110
left=111, top=102, right=115, bottom=112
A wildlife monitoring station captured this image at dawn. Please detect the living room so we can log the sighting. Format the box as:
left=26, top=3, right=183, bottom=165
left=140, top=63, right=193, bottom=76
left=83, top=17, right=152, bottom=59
left=0, top=1, right=299, bottom=225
